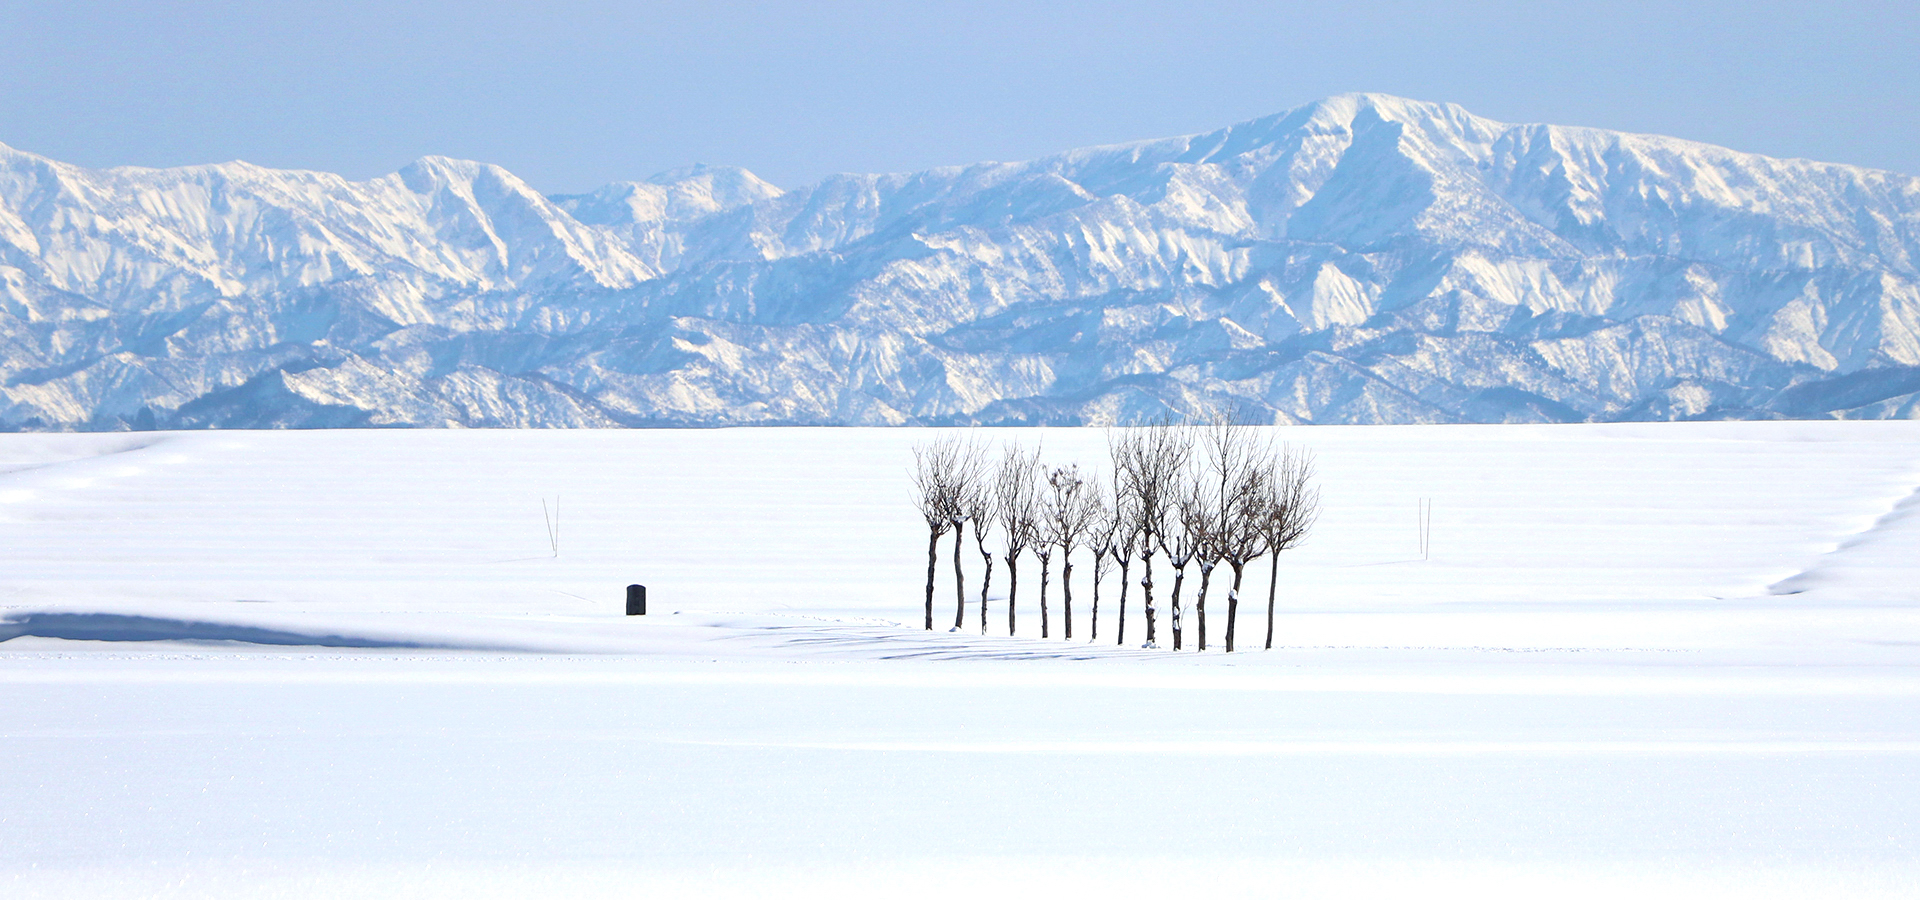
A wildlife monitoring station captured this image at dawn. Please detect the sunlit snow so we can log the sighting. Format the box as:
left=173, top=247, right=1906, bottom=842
left=3, top=421, right=1919, bottom=896
left=8, top=94, right=1920, bottom=429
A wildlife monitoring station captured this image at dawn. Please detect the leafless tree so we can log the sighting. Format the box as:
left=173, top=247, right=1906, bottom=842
left=948, top=441, right=986, bottom=632
left=1044, top=464, right=1098, bottom=641
left=1033, top=523, right=1055, bottom=638
left=1193, top=420, right=1271, bottom=652
left=961, top=455, right=998, bottom=636
left=1111, top=422, right=1191, bottom=649
left=1206, top=427, right=1274, bottom=652
left=1187, top=490, right=1222, bottom=652
left=912, top=436, right=966, bottom=630
left=1257, top=444, right=1321, bottom=651
left=1217, top=475, right=1272, bottom=652
left=1106, top=489, right=1142, bottom=646
left=994, top=442, right=1043, bottom=637
left=1163, top=475, right=1204, bottom=650
left=1087, top=489, right=1118, bottom=643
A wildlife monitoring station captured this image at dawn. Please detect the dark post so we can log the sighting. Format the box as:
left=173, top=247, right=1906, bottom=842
left=626, top=584, right=647, bottom=616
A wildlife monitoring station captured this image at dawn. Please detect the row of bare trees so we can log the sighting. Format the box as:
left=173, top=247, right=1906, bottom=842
left=912, top=422, right=1319, bottom=652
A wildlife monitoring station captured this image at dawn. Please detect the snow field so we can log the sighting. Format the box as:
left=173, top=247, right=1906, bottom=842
left=3, top=421, right=1920, bottom=896
left=1, top=421, right=1917, bottom=649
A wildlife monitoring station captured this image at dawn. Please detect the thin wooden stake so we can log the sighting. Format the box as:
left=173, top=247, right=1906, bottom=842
left=1418, top=498, right=1431, bottom=560
left=544, top=496, right=560, bottom=558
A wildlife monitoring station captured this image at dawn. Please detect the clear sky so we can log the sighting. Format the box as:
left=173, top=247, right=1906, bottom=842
left=2, top=0, right=1915, bottom=193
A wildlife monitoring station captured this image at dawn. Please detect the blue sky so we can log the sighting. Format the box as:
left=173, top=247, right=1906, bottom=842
left=2, top=0, right=1915, bottom=192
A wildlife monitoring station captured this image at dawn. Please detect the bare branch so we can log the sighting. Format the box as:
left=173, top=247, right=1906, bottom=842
left=911, top=436, right=969, bottom=630
left=1110, top=420, right=1193, bottom=648
left=993, top=441, right=1043, bottom=636
left=911, top=437, right=966, bottom=534
left=960, top=442, right=998, bottom=635
left=1086, top=483, right=1116, bottom=642
left=1259, top=442, right=1321, bottom=650
left=1044, top=464, right=1098, bottom=640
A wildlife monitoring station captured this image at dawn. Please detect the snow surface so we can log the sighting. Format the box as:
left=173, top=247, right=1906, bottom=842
left=3, top=421, right=1920, bottom=897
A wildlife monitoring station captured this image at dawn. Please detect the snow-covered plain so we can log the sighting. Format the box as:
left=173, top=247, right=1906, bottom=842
left=3, top=422, right=1920, bottom=897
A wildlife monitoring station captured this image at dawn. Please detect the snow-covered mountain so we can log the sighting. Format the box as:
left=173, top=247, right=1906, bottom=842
left=5, top=93, right=1920, bottom=429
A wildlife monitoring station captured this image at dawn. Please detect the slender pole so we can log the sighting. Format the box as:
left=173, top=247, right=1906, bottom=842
left=1419, top=498, right=1431, bottom=560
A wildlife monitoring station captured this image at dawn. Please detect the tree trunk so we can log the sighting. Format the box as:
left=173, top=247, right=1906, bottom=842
left=1005, top=555, right=1020, bottom=637
left=1115, top=558, right=1132, bottom=646
left=924, top=529, right=940, bottom=630
left=1264, top=548, right=1280, bottom=650
left=1140, top=545, right=1157, bottom=648
left=1195, top=561, right=1214, bottom=651
left=976, top=540, right=994, bottom=636
left=1061, top=554, right=1074, bottom=641
left=1225, top=562, right=1245, bottom=653
left=1168, top=559, right=1187, bottom=651
left=1088, top=554, right=1102, bottom=643
left=951, top=521, right=967, bottom=631
left=1038, top=554, right=1052, bottom=639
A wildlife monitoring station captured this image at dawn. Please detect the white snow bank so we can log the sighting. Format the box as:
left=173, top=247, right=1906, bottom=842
left=2, top=421, right=1917, bottom=654
left=1772, top=482, right=1920, bottom=602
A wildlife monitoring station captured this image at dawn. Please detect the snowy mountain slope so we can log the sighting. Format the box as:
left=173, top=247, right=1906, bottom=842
left=5, top=94, right=1920, bottom=428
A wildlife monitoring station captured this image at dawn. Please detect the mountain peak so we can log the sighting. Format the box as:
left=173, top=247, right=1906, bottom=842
left=552, top=164, right=782, bottom=227
left=399, top=154, right=505, bottom=180
left=4, top=98, right=1920, bottom=429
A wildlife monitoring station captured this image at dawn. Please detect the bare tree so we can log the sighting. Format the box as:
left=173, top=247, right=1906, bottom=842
left=1216, top=475, right=1271, bottom=653
left=949, top=441, right=986, bottom=632
left=1033, top=523, right=1054, bottom=638
left=1087, top=488, right=1118, bottom=643
left=1223, top=470, right=1275, bottom=651
left=994, top=442, right=1043, bottom=637
left=1198, top=420, right=1270, bottom=652
left=1186, top=485, right=1222, bottom=652
left=1106, top=489, right=1142, bottom=646
left=1163, top=475, right=1204, bottom=650
left=961, top=455, right=998, bottom=636
left=1044, top=464, right=1098, bottom=641
left=1257, top=444, right=1321, bottom=651
left=912, top=436, right=966, bottom=630
left=1111, top=422, right=1191, bottom=649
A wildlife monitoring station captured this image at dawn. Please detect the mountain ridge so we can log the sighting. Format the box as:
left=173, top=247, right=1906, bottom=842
left=4, top=93, right=1920, bottom=430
